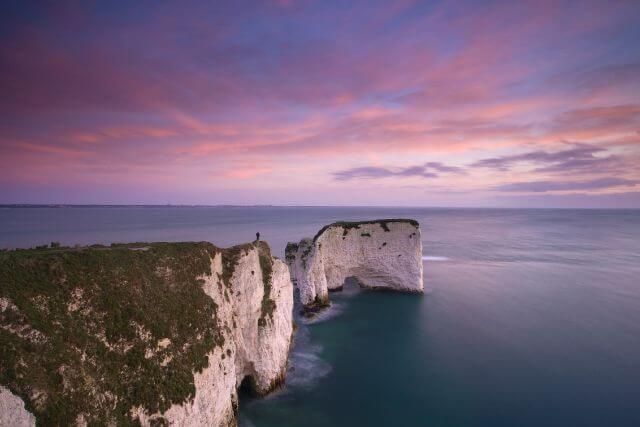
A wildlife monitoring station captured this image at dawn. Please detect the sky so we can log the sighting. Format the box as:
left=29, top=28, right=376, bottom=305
left=1, top=0, right=639, bottom=207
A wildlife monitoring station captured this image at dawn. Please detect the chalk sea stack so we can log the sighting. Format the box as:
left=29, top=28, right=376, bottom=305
left=0, top=241, right=292, bottom=426
left=286, top=219, right=423, bottom=315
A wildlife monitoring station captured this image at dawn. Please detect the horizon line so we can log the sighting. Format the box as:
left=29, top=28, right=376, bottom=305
left=1, top=204, right=639, bottom=211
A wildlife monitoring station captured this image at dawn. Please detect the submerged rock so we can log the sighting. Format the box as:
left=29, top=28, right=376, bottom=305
left=0, top=241, right=292, bottom=426
left=286, top=219, right=423, bottom=313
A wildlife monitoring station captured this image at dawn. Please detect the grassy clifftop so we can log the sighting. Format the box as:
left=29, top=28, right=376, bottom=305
left=0, top=241, right=274, bottom=425
left=312, top=219, right=419, bottom=242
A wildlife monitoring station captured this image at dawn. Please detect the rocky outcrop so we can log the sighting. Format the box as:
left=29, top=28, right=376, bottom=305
left=286, top=219, right=423, bottom=312
left=0, top=386, right=35, bottom=427
left=0, top=241, right=292, bottom=427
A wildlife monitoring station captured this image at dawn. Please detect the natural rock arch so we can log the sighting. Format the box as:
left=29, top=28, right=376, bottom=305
left=286, top=219, right=423, bottom=314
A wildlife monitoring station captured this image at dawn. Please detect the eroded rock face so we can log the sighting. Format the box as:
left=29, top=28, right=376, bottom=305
left=286, top=219, right=423, bottom=310
left=0, top=386, right=35, bottom=427
left=133, top=243, right=293, bottom=427
left=0, top=241, right=292, bottom=427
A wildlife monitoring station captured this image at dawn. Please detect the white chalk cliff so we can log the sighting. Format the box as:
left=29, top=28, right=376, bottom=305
left=133, top=243, right=293, bottom=427
left=286, top=219, right=423, bottom=310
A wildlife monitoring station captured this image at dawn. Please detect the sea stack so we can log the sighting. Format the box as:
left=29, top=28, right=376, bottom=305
left=285, top=219, right=423, bottom=314
left=0, top=241, right=292, bottom=427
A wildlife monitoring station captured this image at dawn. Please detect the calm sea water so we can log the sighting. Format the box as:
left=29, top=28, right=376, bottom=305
left=2, top=207, right=640, bottom=426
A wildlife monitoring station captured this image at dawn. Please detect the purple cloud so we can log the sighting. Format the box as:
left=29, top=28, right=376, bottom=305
left=334, top=162, right=462, bottom=181
left=469, top=144, right=621, bottom=173
left=423, top=162, right=465, bottom=173
left=492, top=177, right=637, bottom=193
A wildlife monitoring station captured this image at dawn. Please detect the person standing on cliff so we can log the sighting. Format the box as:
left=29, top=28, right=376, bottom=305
left=256, top=232, right=260, bottom=241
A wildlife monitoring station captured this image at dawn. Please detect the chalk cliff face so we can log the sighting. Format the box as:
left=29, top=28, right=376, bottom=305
left=0, top=241, right=292, bottom=427
left=0, top=386, right=35, bottom=427
left=286, top=219, right=423, bottom=310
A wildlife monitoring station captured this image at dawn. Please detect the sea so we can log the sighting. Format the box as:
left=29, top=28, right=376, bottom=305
left=1, top=206, right=639, bottom=426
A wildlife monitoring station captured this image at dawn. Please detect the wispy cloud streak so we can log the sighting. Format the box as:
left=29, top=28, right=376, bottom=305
left=334, top=162, right=462, bottom=181
left=470, top=144, right=623, bottom=174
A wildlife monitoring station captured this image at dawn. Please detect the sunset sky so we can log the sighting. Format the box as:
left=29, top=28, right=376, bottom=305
left=1, top=0, right=639, bottom=207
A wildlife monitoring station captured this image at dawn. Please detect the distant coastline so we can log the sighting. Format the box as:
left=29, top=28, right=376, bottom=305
left=0, top=204, right=281, bottom=209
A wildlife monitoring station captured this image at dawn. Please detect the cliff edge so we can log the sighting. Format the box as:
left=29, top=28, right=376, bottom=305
left=0, top=241, right=292, bottom=426
left=285, top=219, right=423, bottom=313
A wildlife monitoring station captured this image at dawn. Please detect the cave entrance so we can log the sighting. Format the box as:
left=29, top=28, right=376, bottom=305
left=238, top=374, right=259, bottom=399
left=344, top=276, right=361, bottom=288
left=334, top=276, right=364, bottom=296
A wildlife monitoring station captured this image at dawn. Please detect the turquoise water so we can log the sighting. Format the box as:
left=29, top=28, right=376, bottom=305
left=2, top=207, right=640, bottom=426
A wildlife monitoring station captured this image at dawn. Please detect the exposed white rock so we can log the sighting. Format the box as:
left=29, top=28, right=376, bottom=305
left=286, top=220, right=423, bottom=309
left=132, top=243, right=293, bottom=427
left=0, top=386, right=35, bottom=427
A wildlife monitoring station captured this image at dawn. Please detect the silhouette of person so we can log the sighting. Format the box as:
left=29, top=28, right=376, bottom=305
left=256, top=232, right=260, bottom=241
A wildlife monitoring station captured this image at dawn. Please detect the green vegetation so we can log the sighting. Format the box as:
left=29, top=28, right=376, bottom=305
left=219, top=242, right=256, bottom=288
left=300, top=244, right=313, bottom=269
left=312, top=219, right=419, bottom=242
left=0, top=241, right=246, bottom=425
left=257, top=243, right=276, bottom=328
left=284, top=242, right=298, bottom=264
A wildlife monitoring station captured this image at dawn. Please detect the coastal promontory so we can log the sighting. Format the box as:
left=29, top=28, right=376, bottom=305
left=0, top=241, right=292, bottom=426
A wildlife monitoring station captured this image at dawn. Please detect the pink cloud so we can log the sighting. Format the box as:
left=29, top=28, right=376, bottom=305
left=1, top=0, right=639, bottom=206
left=215, top=166, right=273, bottom=180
